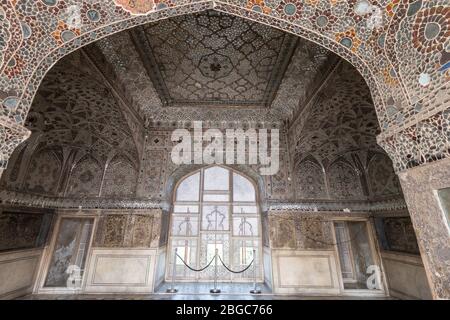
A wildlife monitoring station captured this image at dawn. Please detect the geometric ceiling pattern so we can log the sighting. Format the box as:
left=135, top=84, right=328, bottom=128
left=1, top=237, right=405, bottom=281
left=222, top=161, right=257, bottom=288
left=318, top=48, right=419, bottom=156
left=131, top=11, right=298, bottom=108
left=95, top=13, right=334, bottom=126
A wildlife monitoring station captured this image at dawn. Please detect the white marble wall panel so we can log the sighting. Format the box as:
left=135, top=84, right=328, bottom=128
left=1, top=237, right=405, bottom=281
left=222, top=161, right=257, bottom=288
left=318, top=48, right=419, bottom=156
left=382, top=251, right=432, bottom=300
left=271, top=249, right=340, bottom=295
left=84, top=248, right=157, bottom=293
left=0, top=249, right=43, bottom=299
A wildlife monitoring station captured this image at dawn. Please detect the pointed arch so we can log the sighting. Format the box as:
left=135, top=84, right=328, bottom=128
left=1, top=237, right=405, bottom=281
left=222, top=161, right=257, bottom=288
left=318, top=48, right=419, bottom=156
left=101, top=154, right=138, bottom=197
left=294, top=155, right=327, bottom=200
left=168, top=165, right=262, bottom=281
left=65, top=155, right=103, bottom=197
left=166, top=164, right=265, bottom=203
left=23, top=147, right=63, bottom=195
left=327, top=158, right=363, bottom=200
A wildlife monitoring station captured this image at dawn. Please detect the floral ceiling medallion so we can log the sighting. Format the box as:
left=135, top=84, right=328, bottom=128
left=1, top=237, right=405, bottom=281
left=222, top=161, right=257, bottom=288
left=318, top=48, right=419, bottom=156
left=114, top=0, right=155, bottom=15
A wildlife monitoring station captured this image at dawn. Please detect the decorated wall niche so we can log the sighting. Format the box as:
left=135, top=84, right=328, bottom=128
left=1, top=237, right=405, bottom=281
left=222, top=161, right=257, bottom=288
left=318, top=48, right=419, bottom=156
left=101, top=155, right=138, bottom=198
left=292, top=150, right=404, bottom=202
left=65, top=156, right=103, bottom=197
left=23, top=53, right=138, bottom=162
left=328, top=160, right=364, bottom=200
left=268, top=150, right=293, bottom=200
left=288, top=61, right=402, bottom=202
left=23, top=148, right=63, bottom=195
left=294, top=158, right=327, bottom=199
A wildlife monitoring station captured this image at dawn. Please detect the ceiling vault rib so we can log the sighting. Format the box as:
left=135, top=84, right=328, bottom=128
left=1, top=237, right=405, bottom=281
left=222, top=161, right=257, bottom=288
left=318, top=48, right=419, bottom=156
left=129, top=27, right=173, bottom=106
left=288, top=57, right=342, bottom=132
left=80, top=47, right=145, bottom=129
left=80, top=47, right=145, bottom=157
left=263, top=35, right=299, bottom=108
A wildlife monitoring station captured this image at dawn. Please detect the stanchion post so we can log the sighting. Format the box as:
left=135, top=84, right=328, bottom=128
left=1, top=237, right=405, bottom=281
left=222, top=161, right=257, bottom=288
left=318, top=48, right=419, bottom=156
left=250, top=249, right=261, bottom=294
left=166, top=247, right=178, bottom=293
left=210, top=248, right=221, bottom=293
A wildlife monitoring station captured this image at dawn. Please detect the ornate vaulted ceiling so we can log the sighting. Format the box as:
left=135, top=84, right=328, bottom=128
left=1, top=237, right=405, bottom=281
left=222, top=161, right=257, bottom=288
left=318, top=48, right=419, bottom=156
left=290, top=62, right=382, bottom=167
left=130, top=11, right=298, bottom=108
left=26, top=52, right=139, bottom=164
left=91, top=10, right=337, bottom=126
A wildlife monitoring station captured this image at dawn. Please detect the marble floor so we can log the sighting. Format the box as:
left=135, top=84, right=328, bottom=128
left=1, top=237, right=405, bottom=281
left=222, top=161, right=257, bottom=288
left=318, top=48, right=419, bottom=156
left=20, top=282, right=391, bottom=300
left=155, top=282, right=272, bottom=294
left=19, top=294, right=391, bottom=300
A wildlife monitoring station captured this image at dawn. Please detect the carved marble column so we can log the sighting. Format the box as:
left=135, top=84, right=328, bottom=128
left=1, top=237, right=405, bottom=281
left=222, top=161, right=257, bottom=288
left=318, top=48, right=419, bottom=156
left=398, top=158, right=450, bottom=300
left=0, top=117, right=31, bottom=179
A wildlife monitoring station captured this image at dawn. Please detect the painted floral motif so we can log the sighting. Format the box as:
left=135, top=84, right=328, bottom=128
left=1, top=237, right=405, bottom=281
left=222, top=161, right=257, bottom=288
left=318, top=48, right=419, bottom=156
left=2, top=54, right=25, bottom=79
left=312, top=8, right=338, bottom=32
left=385, top=0, right=400, bottom=17
left=412, top=6, right=449, bottom=55
left=51, top=20, right=81, bottom=45
left=114, top=0, right=156, bottom=15
left=382, top=66, right=400, bottom=87
left=247, top=0, right=273, bottom=14
left=335, top=28, right=362, bottom=53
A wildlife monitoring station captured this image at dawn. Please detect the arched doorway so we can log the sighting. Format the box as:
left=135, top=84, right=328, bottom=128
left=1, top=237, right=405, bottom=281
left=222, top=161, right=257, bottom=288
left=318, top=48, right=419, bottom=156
left=167, top=165, right=263, bottom=283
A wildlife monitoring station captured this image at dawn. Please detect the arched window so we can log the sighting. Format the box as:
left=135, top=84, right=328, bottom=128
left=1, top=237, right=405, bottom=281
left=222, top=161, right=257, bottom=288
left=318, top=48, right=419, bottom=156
left=168, top=166, right=262, bottom=282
